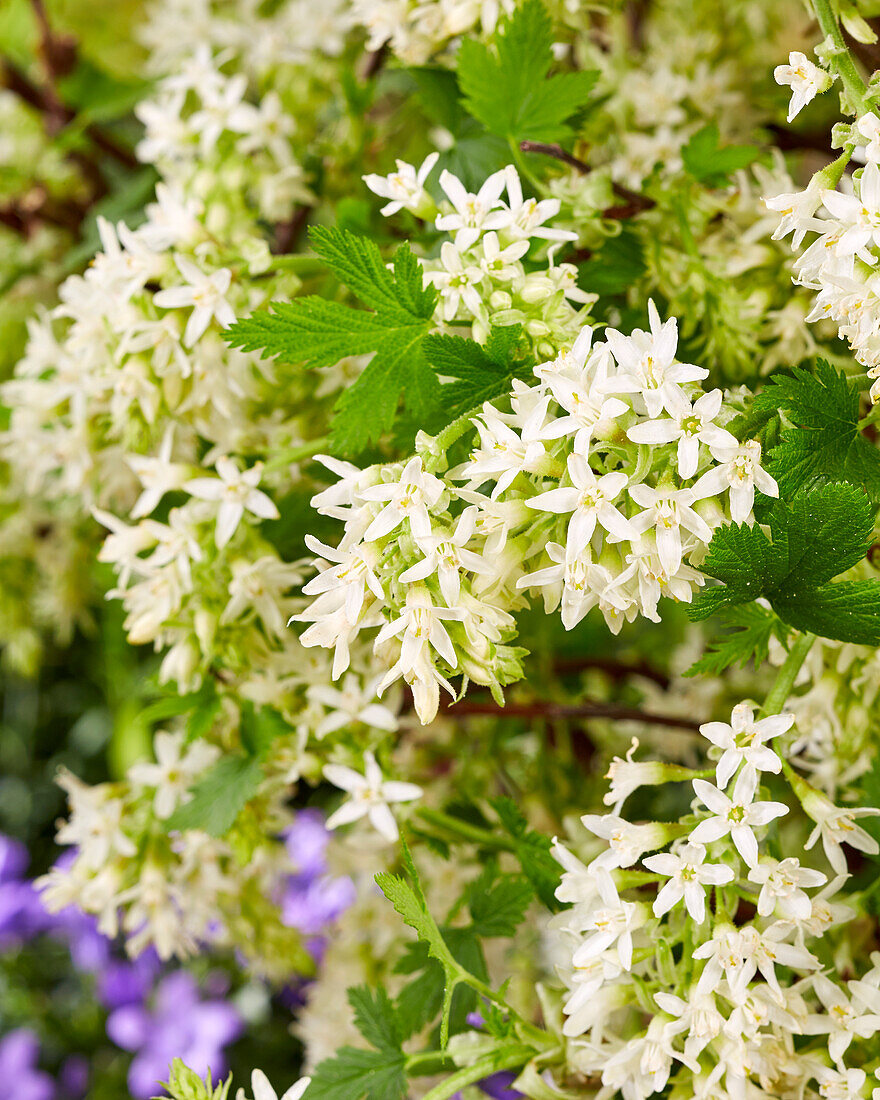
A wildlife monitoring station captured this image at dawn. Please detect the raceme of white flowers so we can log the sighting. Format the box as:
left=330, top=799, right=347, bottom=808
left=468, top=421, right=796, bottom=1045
left=297, top=283, right=777, bottom=723
left=547, top=699, right=880, bottom=1097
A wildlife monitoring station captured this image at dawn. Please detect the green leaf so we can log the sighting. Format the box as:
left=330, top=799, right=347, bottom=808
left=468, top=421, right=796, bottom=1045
left=349, top=986, right=404, bottom=1052
left=165, top=754, right=263, bottom=836
left=225, top=226, right=440, bottom=454
left=468, top=871, right=532, bottom=937
left=307, top=1047, right=407, bottom=1100
left=681, top=123, right=760, bottom=187
left=684, top=603, right=786, bottom=677
left=490, top=797, right=561, bottom=911
left=421, top=323, right=528, bottom=417
left=690, top=483, right=879, bottom=644
left=375, top=844, right=465, bottom=1048
left=772, top=580, right=880, bottom=646
left=577, top=228, right=646, bottom=297
left=757, top=360, right=880, bottom=499
left=457, top=0, right=598, bottom=144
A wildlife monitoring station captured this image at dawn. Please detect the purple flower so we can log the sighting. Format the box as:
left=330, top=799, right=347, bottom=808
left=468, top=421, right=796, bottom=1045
left=0, top=836, right=50, bottom=943
left=283, top=809, right=331, bottom=878
left=97, top=947, right=162, bottom=1010
left=479, top=1072, right=523, bottom=1099
left=0, top=1029, right=55, bottom=1100
left=281, top=811, right=355, bottom=937
left=106, top=971, right=242, bottom=1099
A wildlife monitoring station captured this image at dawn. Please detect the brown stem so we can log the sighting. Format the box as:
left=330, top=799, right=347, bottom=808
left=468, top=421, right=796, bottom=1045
left=518, top=141, right=655, bottom=218
left=273, top=204, right=312, bottom=254
left=362, top=41, right=389, bottom=81
left=519, top=141, right=591, bottom=175
left=448, top=699, right=702, bottom=732
left=553, top=656, right=670, bottom=689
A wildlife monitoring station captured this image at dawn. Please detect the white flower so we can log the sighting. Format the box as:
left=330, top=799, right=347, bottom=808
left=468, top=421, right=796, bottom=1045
left=690, top=770, right=788, bottom=867
left=603, top=739, right=669, bottom=812
left=153, top=255, right=236, bottom=346
left=302, top=536, right=385, bottom=622
left=691, top=438, right=778, bottom=522
left=128, top=730, right=220, bottom=820
left=185, top=457, right=279, bottom=548
left=857, top=111, right=880, bottom=162
left=694, top=923, right=819, bottom=1003
left=361, top=457, right=445, bottom=542
left=604, top=300, right=708, bottom=418
left=815, top=1067, right=867, bottom=1100
left=424, top=241, right=485, bottom=321
left=127, top=426, right=191, bottom=519
left=579, top=814, right=671, bottom=872
left=629, top=485, right=712, bottom=575
left=822, top=160, right=880, bottom=256
left=398, top=507, right=493, bottom=606
left=774, top=51, right=833, bottom=123
left=307, top=674, right=399, bottom=739
left=244, top=1069, right=311, bottom=1100
left=435, top=167, right=509, bottom=249
left=540, top=339, right=629, bottom=454
left=375, top=585, right=465, bottom=673
left=699, top=702, right=793, bottom=788
left=626, top=387, right=736, bottom=479
left=747, top=857, right=826, bottom=920
left=526, top=454, right=636, bottom=552
left=459, top=396, right=550, bottom=498
left=643, top=841, right=734, bottom=923
left=477, top=230, right=529, bottom=281
left=323, top=750, right=422, bottom=842
left=363, top=151, right=439, bottom=217
left=571, top=874, right=645, bottom=971
left=804, top=973, right=880, bottom=1065
left=802, top=788, right=880, bottom=874
left=503, top=165, right=577, bottom=243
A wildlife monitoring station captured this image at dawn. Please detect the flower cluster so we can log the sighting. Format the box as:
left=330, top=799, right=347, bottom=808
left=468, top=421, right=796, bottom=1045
left=365, top=159, right=593, bottom=354
left=298, top=300, right=777, bottom=721
left=549, top=700, right=880, bottom=1097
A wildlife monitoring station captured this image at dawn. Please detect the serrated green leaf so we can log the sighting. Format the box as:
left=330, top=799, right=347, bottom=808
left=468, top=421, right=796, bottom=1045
left=225, top=227, right=439, bottom=454
left=757, top=360, right=880, bottom=499
left=682, top=123, right=760, bottom=187
left=457, top=0, right=597, bottom=144
left=490, top=797, right=561, bottom=911
left=307, top=1047, right=407, bottom=1100
left=772, top=579, right=880, bottom=646
left=691, top=483, right=879, bottom=644
left=468, top=873, right=532, bottom=937
left=685, top=603, right=785, bottom=677
left=374, top=867, right=463, bottom=1048
left=421, top=323, right=527, bottom=416
left=165, top=754, right=263, bottom=836
left=349, top=986, right=404, bottom=1052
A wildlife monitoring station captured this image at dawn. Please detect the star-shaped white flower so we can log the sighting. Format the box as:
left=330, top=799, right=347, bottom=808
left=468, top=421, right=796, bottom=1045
left=526, top=453, right=636, bottom=554
left=185, top=457, right=279, bottom=548
left=323, top=750, right=422, bottom=842
left=153, top=255, right=236, bottom=346
left=699, top=702, right=793, bottom=788
left=127, top=426, right=191, bottom=519
left=691, top=439, right=778, bottom=522
left=774, top=51, right=833, bottom=123
left=361, top=456, right=445, bottom=543
left=626, top=387, right=736, bottom=479
left=690, top=770, right=787, bottom=868
left=363, top=151, right=439, bottom=217
left=643, top=841, right=734, bottom=923
left=435, top=167, right=509, bottom=250
left=244, top=1069, right=311, bottom=1100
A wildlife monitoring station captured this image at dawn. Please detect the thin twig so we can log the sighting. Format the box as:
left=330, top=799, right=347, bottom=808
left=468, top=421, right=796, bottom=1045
left=448, top=699, right=703, bottom=732
left=519, top=141, right=591, bottom=174
left=273, top=204, right=312, bottom=255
